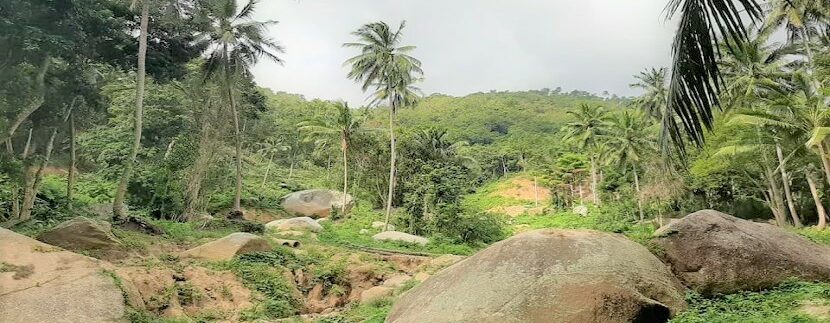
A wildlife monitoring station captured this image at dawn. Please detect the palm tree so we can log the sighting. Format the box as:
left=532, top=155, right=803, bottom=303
left=630, top=67, right=674, bottom=154
left=199, top=0, right=284, bottom=213
left=562, top=104, right=611, bottom=205
left=606, top=111, right=656, bottom=222
left=663, top=0, right=763, bottom=150
left=762, top=0, right=829, bottom=66
left=112, top=0, right=151, bottom=219
left=344, top=21, right=423, bottom=231
left=298, top=102, right=370, bottom=215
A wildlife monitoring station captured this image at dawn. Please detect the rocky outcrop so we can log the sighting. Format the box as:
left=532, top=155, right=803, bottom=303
left=372, top=231, right=428, bottom=246
left=653, top=209, right=830, bottom=295
left=0, top=228, right=127, bottom=323
left=282, top=189, right=354, bottom=218
left=181, top=232, right=271, bottom=261
left=388, top=229, right=686, bottom=323
left=36, top=217, right=121, bottom=251
left=266, top=217, right=324, bottom=233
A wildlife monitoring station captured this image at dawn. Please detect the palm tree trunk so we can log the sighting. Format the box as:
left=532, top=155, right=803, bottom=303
left=261, top=151, right=274, bottom=188
left=776, top=143, right=801, bottom=227
left=67, top=110, right=76, bottom=214
left=590, top=155, right=599, bottom=205
left=342, top=136, right=349, bottom=215
left=384, top=99, right=397, bottom=232
left=764, top=162, right=787, bottom=226
left=806, top=171, right=827, bottom=230
left=228, top=79, right=243, bottom=212
left=633, top=165, right=644, bottom=222
left=113, top=1, right=149, bottom=220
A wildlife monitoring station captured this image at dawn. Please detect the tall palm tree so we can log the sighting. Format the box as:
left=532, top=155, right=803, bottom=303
left=562, top=104, right=611, bottom=205
left=112, top=0, right=151, bottom=219
left=298, top=102, right=370, bottom=215
left=344, top=21, right=422, bottom=230
left=199, top=0, right=284, bottom=213
left=630, top=67, right=674, bottom=154
left=606, top=111, right=655, bottom=221
left=762, top=0, right=829, bottom=66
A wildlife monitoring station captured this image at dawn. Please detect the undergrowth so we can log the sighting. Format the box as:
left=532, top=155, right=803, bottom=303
left=671, top=280, right=830, bottom=323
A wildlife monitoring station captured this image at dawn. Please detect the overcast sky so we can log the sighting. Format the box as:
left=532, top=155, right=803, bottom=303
left=250, top=0, right=678, bottom=105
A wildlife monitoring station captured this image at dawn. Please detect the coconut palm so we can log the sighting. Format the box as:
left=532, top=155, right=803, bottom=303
left=112, top=0, right=151, bottom=219
left=630, top=67, right=675, bottom=154
left=663, top=0, right=763, bottom=149
left=562, top=104, right=612, bottom=205
left=605, top=111, right=656, bottom=221
left=344, top=21, right=423, bottom=230
left=199, top=0, right=284, bottom=213
left=298, top=102, right=370, bottom=215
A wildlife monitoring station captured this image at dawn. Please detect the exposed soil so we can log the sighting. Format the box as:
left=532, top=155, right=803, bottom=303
left=494, top=177, right=551, bottom=202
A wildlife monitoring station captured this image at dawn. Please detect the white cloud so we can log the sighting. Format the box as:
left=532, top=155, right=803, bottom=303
left=250, top=0, right=678, bottom=105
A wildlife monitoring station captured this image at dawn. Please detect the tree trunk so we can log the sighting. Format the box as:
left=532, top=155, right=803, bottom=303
left=20, top=127, right=58, bottom=221
left=384, top=99, right=397, bottom=232
left=776, top=143, right=801, bottom=227
left=223, top=45, right=243, bottom=213
left=67, top=110, right=76, bottom=213
left=113, top=2, right=149, bottom=220
left=261, top=151, right=274, bottom=188
left=764, top=162, right=787, bottom=226
left=590, top=155, right=599, bottom=205
left=633, top=165, right=644, bottom=222
left=806, top=171, right=827, bottom=230
left=4, top=56, right=50, bottom=142
left=342, top=136, right=349, bottom=215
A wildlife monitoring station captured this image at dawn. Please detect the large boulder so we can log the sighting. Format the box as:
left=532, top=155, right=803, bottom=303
left=265, top=217, right=324, bottom=233
left=181, top=232, right=271, bottom=261
left=653, top=209, right=830, bottom=295
left=37, top=217, right=121, bottom=251
left=0, top=228, right=127, bottom=323
left=387, top=229, right=686, bottom=323
left=372, top=231, right=428, bottom=246
left=281, top=189, right=354, bottom=218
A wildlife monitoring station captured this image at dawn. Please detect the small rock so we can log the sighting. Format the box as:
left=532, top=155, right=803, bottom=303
left=37, top=217, right=121, bottom=251
left=181, top=232, right=271, bottom=261
left=382, top=274, right=412, bottom=288
left=359, top=229, right=370, bottom=234
left=372, top=231, right=428, bottom=246
left=360, top=286, right=393, bottom=303
left=371, top=221, right=396, bottom=231
left=265, top=217, right=324, bottom=233
left=282, top=189, right=354, bottom=218
left=572, top=205, right=588, bottom=216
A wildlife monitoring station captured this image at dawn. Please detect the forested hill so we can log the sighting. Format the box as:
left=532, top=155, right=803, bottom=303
left=397, top=90, right=629, bottom=145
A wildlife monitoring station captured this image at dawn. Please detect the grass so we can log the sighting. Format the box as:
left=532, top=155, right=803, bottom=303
left=671, top=280, right=830, bottom=323
left=797, top=227, right=830, bottom=246
left=461, top=175, right=532, bottom=213
left=316, top=298, right=393, bottom=323
left=317, top=206, right=479, bottom=256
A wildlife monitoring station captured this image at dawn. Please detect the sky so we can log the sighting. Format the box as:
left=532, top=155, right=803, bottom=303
left=250, top=0, right=678, bottom=105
